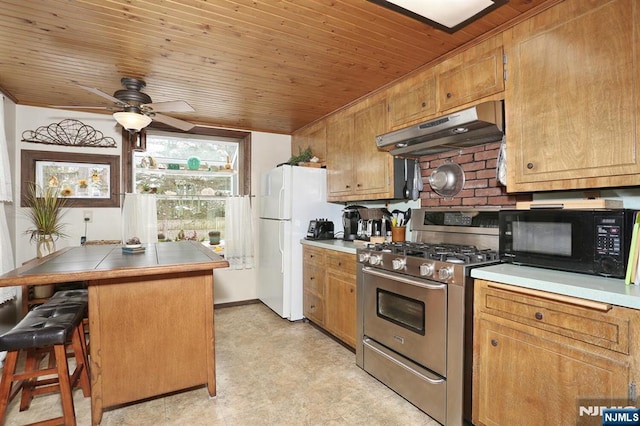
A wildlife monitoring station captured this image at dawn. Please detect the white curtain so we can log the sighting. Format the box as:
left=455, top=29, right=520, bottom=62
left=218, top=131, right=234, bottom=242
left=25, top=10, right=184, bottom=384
left=0, top=95, right=17, bottom=304
left=121, top=193, right=158, bottom=244
left=225, top=196, right=254, bottom=269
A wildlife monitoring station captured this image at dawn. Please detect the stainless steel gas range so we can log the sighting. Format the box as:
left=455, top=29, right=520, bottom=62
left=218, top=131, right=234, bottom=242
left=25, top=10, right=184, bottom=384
left=355, top=208, right=501, bottom=426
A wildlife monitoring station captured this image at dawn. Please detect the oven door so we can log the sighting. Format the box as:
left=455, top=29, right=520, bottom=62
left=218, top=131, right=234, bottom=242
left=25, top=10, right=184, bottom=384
left=362, top=266, right=447, bottom=376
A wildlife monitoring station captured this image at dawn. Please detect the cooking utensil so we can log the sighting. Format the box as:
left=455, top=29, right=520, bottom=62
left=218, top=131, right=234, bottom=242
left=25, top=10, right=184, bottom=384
left=429, top=161, right=465, bottom=199
left=403, top=158, right=410, bottom=199
left=403, top=208, right=411, bottom=226
left=391, top=209, right=404, bottom=227
left=411, top=159, right=420, bottom=201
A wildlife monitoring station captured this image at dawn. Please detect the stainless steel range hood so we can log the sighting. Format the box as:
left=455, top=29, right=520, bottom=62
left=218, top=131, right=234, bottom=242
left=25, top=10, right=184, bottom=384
left=376, top=100, right=504, bottom=156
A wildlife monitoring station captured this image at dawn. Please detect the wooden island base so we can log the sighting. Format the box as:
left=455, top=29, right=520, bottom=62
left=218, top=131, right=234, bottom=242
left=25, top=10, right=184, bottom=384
left=89, top=270, right=216, bottom=425
left=0, top=242, right=227, bottom=426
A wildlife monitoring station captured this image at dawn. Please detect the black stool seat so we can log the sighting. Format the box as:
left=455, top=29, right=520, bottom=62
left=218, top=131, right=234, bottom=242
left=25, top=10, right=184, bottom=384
left=49, top=289, right=88, bottom=303
left=0, top=299, right=91, bottom=425
left=0, top=304, right=86, bottom=352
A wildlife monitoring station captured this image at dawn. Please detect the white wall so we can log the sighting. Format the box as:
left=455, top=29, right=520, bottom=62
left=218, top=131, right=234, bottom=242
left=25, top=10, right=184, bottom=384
left=6, top=105, right=291, bottom=315
left=13, top=106, right=123, bottom=265
left=213, top=131, right=291, bottom=304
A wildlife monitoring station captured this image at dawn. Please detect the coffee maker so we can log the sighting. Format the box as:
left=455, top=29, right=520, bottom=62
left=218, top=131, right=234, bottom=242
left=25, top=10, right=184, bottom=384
left=342, top=205, right=364, bottom=241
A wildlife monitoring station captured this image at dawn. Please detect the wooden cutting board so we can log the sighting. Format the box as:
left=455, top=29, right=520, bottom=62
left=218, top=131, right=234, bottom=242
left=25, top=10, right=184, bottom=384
left=516, top=199, right=624, bottom=209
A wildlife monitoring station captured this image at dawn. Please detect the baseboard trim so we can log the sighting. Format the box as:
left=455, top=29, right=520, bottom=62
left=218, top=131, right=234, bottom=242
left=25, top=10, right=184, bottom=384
left=214, top=299, right=261, bottom=309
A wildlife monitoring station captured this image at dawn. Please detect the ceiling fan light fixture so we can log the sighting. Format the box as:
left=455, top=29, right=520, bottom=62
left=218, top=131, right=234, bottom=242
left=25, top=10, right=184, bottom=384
left=113, top=111, right=152, bottom=132
left=369, top=0, right=508, bottom=33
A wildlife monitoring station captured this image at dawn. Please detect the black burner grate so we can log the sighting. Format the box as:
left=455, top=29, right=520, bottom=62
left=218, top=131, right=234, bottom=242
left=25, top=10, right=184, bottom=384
left=366, top=242, right=499, bottom=265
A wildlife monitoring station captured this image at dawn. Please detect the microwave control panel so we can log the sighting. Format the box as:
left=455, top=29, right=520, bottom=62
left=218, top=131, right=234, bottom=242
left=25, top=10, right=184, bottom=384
left=595, top=220, right=622, bottom=256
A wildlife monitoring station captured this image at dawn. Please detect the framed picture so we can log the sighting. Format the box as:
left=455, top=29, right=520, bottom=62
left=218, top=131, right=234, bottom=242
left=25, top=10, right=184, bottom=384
left=21, top=150, right=120, bottom=207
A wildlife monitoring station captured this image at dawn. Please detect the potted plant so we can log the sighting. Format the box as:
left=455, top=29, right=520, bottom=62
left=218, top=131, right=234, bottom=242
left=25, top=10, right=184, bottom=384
left=24, top=183, right=68, bottom=298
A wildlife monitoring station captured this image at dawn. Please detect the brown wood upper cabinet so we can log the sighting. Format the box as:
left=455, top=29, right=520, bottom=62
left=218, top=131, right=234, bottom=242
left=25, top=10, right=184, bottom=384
left=291, top=120, right=327, bottom=163
left=437, top=42, right=504, bottom=112
left=326, top=98, right=394, bottom=202
left=506, top=0, right=640, bottom=192
left=387, top=68, right=437, bottom=130
left=385, top=35, right=504, bottom=131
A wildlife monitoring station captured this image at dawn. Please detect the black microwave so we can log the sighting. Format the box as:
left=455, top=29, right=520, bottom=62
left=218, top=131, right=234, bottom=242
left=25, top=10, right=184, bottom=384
left=499, top=209, right=636, bottom=278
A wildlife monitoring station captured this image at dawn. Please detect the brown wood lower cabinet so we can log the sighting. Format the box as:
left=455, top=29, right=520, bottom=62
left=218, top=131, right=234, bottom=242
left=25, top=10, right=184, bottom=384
left=473, top=279, right=640, bottom=426
left=302, top=245, right=356, bottom=348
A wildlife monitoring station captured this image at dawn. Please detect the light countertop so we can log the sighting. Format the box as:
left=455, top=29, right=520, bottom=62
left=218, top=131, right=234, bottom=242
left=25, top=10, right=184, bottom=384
left=300, top=238, right=359, bottom=254
left=471, top=263, right=640, bottom=310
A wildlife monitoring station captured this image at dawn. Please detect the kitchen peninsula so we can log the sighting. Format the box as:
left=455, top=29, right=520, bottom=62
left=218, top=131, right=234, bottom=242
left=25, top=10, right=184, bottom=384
left=0, top=241, right=228, bottom=425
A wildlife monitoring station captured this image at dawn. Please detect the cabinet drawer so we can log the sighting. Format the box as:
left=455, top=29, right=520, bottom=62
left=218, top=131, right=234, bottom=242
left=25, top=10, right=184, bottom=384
left=303, top=246, right=325, bottom=266
left=326, top=252, right=356, bottom=274
left=303, top=290, right=324, bottom=325
left=303, top=264, right=325, bottom=295
left=476, top=281, right=630, bottom=354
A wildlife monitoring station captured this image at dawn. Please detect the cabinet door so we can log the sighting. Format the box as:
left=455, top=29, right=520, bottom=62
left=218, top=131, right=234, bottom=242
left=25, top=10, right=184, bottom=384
left=325, top=270, right=356, bottom=347
left=326, top=115, right=355, bottom=197
left=325, top=252, right=357, bottom=347
left=438, top=44, right=504, bottom=112
left=302, top=246, right=325, bottom=324
left=475, top=318, right=630, bottom=426
left=506, top=0, right=640, bottom=191
left=353, top=100, right=392, bottom=196
left=292, top=122, right=327, bottom=162
left=387, top=71, right=437, bottom=129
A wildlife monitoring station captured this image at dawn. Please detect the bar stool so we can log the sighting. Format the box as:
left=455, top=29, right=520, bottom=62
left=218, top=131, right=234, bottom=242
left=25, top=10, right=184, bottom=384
left=42, top=289, right=90, bottom=353
left=0, top=302, right=91, bottom=425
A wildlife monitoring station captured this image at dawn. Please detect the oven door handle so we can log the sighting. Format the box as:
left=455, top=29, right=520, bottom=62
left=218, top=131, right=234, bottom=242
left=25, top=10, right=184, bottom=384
left=363, top=338, right=445, bottom=385
left=363, top=267, right=446, bottom=291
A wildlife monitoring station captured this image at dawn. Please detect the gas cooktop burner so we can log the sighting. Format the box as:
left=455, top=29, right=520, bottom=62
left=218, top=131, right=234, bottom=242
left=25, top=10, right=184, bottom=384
left=365, top=242, right=499, bottom=265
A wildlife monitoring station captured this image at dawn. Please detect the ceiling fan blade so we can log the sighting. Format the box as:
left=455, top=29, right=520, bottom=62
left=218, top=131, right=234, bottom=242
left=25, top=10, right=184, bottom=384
left=152, top=113, right=195, bottom=131
left=76, top=83, right=123, bottom=104
left=49, top=105, right=122, bottom=111
left=144, top=100, right=194, bottom=113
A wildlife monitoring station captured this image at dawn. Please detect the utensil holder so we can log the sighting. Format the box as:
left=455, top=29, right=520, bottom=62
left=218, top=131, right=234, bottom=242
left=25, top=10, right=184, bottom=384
left=391, top=226, right=406, bottom=242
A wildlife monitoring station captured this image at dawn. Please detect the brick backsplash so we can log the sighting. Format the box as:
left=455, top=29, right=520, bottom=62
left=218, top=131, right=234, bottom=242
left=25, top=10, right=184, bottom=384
left=418, top=141, right=532, bottom=208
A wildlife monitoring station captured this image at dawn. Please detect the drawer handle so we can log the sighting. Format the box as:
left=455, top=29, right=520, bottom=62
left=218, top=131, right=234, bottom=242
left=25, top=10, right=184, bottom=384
left=535, top=312, right=543, bottom=320
left=491, top=339, right=498, bottom=347
left=338, top=262, right=342, bottom=266
left=446, top=92, right=453, bottom=98
left=310, top=276, right=315, bottom=280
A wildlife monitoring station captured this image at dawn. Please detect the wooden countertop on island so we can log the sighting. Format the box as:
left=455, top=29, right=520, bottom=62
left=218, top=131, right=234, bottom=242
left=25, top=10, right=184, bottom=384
left=0, top=241, right=228, bottom=287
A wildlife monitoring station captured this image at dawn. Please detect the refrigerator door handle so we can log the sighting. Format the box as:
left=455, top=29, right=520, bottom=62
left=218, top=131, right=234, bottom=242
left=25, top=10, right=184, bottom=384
left=278, top=221, right=285, bottom=273
left=278, top=186, right=285, bottom=219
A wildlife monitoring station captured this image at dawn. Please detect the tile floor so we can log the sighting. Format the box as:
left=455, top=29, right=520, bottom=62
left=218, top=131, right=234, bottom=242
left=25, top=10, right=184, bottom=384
left=2, top=303, right=438, bottom=425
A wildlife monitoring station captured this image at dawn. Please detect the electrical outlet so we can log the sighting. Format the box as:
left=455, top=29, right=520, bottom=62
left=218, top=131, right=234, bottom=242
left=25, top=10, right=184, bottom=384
left=83, top=210, right=93, bottom=223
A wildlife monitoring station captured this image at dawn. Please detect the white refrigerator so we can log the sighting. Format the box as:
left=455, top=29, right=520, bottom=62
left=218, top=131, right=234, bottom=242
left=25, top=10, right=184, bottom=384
left=258, top=165, right=343, bottom=321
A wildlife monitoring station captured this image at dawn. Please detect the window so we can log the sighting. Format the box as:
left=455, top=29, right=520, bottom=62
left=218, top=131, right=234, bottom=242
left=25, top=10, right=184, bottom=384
left=126, top=128, right=251, bottom=243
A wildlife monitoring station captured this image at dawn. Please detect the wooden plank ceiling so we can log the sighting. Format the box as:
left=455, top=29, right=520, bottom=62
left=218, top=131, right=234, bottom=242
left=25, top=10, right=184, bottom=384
left=0, top=0, right=555, bottom=135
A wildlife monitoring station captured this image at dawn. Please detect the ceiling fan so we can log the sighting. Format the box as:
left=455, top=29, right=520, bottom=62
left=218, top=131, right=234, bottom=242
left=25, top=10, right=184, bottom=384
left=61, top=77, right=196, bottom=132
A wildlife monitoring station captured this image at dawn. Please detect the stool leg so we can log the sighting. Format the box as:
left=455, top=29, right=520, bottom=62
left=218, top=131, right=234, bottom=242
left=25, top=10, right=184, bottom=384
left=19, top=349, right=36, bottom=411
left=71, top=323, right=90, bottom=397
left=54, top=344, right=76, bottom=426
left=0, top=351, right=18, bottom=425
